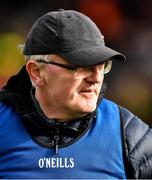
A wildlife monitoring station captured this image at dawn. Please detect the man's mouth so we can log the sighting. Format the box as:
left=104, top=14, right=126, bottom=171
left=79, top=89, right=96, bottom=97
left=80, top=87, right=96, bottom=93
left=81, top=89, right=93, bottom=93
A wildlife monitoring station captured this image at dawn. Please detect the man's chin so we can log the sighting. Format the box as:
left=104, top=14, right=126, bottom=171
left=78, top=102, right=97, bottom=113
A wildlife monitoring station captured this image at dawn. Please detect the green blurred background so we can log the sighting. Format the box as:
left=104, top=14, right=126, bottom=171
left=0, top=0, right=152, bottom=124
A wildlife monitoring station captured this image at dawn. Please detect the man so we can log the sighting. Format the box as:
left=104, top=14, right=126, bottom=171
left=0, top=9, right=152, bottom=179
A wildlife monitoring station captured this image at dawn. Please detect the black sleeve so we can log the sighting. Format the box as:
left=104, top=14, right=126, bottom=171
left=119, top=106, right=152, bottom=179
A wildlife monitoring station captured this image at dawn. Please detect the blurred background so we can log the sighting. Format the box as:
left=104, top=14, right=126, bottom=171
left=0, top=0, right=151, bottom=124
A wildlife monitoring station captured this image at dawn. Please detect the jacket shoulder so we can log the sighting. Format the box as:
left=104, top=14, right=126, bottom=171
left=120, top=106, right=152, bottom=178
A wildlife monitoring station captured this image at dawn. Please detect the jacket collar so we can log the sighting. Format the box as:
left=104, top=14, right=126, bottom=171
left=0, top=66, right=34, bottom=114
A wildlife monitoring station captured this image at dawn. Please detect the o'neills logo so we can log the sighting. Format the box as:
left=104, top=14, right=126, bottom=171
left=38, top=158, right=74, bottom=168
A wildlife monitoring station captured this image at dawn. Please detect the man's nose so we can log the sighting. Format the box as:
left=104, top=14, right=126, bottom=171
left=85, top=66, right=104, bottom=83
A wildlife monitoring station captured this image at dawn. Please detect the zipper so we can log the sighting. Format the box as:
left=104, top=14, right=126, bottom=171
left=53, top=128, right=59, bottom=154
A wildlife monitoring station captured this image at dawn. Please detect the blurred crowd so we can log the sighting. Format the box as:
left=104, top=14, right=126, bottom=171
left=0, top=0, right=152, bottom=124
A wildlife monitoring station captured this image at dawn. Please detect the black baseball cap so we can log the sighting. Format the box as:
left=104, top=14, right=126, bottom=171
left=23, top=9, right=126, bottom=67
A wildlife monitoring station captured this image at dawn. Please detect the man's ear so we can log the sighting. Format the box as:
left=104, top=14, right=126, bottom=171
left=26, top=60, right=45, bottom=86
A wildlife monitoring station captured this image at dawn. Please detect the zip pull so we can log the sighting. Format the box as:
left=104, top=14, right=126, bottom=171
left=54, top=129, right=59, bottom=154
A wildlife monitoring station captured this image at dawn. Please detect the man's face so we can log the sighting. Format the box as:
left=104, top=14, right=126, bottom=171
left=36, top=55, right=104, bottom=120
